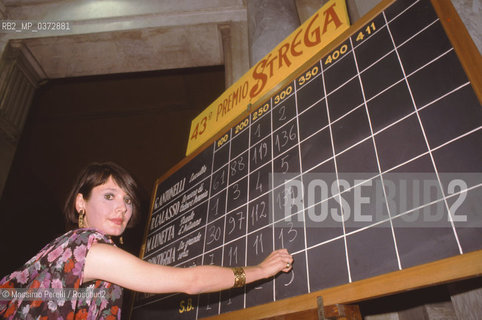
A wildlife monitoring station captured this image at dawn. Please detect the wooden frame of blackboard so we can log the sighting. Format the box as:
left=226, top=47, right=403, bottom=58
left=199, top=251, right=481, bottom=320
left=131, top=0, right=482, bottom=319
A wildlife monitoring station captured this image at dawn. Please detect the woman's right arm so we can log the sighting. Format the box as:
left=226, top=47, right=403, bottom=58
left=83, top=243, right=292, bottom=295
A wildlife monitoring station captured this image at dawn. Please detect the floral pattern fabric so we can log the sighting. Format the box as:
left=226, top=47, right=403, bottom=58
left=0, top=229, right=123, bottom=319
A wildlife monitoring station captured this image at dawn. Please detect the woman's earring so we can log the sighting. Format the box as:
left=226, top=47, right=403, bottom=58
left=119, top=236, right=124, bottom=245
left=78, top=209, right=86, bottom=228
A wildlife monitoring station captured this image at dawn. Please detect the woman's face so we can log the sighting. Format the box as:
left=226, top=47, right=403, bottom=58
left=76, top=176, right=133, bottom=236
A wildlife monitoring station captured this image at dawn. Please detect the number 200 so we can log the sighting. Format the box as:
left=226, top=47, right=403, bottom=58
left=235, top=118, right=249, bottom=134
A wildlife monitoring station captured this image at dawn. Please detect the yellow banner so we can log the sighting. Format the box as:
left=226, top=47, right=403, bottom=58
left=186, top=0, right=350, bottom=155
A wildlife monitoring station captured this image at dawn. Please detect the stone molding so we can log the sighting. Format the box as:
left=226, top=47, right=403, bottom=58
left=6, top=40, right=47, bottom=85
left=0, top=40, right=45, bottom=144
left=0, top=0, right=6, bottom=19
left=219, top=23, right=233, bottom=88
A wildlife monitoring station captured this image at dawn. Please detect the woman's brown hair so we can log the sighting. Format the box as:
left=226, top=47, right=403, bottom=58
left=64, top=162, right=141, bottom=230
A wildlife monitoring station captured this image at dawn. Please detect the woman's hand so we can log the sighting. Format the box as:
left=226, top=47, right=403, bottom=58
left=257, top=249, right=293, bottom=278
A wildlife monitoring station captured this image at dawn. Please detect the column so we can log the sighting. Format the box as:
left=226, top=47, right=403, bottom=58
left=219, top=24, right=234, bottom=89
left=247, top=0, right=300, bottom=67
left=220, top=22, right=250, bottom=87
left=345, top=0, right=380, bottom=23
left=295, top=0, right=328, bottom=23
left=0, top=1, right=6, bottom=19
left=0, top=41, right=46, bottom=197
left=450, top=280, right=482, bottom=320
left=451, top=0, right=482, bottom=53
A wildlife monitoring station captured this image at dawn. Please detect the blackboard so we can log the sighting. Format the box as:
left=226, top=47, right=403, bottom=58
left=131, top=0, right=482, bottom=318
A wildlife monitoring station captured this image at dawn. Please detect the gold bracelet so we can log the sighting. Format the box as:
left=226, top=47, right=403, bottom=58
left=232, top=267, right=246, bottom=288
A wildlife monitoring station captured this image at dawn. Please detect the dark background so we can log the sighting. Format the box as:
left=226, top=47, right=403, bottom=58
left=0, top=65, right=225, bottom=276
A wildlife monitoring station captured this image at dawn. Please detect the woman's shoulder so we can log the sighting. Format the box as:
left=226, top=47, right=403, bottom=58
left=27, top=229, right=114, bottom=264
left=60, top=228, right=113, bottom=244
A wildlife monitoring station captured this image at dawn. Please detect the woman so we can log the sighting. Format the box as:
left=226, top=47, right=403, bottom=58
left=0, top=162, right=293, bottom=319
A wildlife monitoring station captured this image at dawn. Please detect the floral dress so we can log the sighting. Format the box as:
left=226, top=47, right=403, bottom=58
left=0, top=229, right=123, bottom=319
